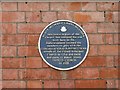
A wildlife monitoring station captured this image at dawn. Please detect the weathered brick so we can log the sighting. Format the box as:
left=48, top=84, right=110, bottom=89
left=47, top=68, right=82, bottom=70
left=114, top=56, right=120, bottom=67
left=18, top=2, right=49, bottom=11
left=100, top=68, right=118, bottom=78
left=82, top=2, right=96, bottom=11
left=82, top=68, right=99, bottom=79
left=3, top=69, right=18, bottom=80
left=67, top=68, right=82, bottom=79
left=18, top=23, right=47, bottom=34
left=105, top=12, right=119, bottom=22
left=97, top=2, right=118, bottom=11
left=82, top=23, right=97, bottom=33
left=114, top=34, right=119, bottom=44
left=74, top=12, right=104, bottom=22
left=2, top=35, right=25, bottom=45
left=26, top=12, right=41, bottom=22
left=2, top=46, right=16, bottom=57
left=1, top=23, right=16, bottom=34
left=75, top=80, right=106, bottom=88
left=27, top=80, right=42, bottom=88
left=106, top=12, right=113, bottom=22
left=88, top=45, right=98, bottom=56
left=58, top=12, right=73, bottom=20
left=81, top=56, right=106, bottom=67
left=26, top=57, right=42, bottom=68
left=59, top=80, right=75, bottom=88
left=42, top=12, right=57, bottom=22
left=20, top=69, right=51, bottom=79
left=26, top=35, right=39, bottom=45
left=18, top=46, right=39, bottom=57
left=2, top=58, right=25, bottom=69
left=2, top=81, right=26, bottom=88
left=106, top=34, right=113, bottom=44
left=113, top=12, right=119, bottom=22
left=88, top=34, right=105, bottom=44
left=98, top=45, right=118, bottom=55
left=115, top=80, right=119, bottom=89
left=106, top=56, right=114, bottom=67
left=50, top=2, right=81, bottom=11
left=98, top=23, right=118, bottom=33
left=51, top=69, right=62, bottom=79
left=107, top=80, right=115, bottom=88
left=2, top=12, right=25, bottom=22
left=1, top=2, right=17, bottom=11
left=44, top=80, right=59, bottom=88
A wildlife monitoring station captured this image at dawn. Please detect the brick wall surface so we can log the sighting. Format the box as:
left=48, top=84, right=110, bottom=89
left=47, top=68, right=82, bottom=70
left=0, top=2, right=119, bottom=89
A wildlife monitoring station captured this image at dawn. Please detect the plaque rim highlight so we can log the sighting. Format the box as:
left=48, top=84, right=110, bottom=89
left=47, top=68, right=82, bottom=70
left=38, top=20, right=89, bottom=70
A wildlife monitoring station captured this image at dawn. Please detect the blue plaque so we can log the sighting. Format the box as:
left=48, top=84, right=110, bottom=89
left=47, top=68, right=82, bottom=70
left=38, top=20, right=89, bottom=70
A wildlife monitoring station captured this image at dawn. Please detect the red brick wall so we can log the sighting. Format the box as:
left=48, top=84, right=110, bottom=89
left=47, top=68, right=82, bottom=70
left=1, top=2, right=119, bottom=89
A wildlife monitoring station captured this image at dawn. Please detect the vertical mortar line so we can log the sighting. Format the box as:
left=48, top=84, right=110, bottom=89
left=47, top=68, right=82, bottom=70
left=48, top=2, right=50, bottom=11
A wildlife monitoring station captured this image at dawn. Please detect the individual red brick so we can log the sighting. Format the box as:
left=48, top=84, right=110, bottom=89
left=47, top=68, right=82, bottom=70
left=42, top=12, right=57, bottom=22
left=88, top=34, right=105, bottom=44
left=27, top=80, right=42, bottom=88
left=59, top=80, right=75, bottom=88
left=2, top=58, right=25, bottom=69
left=18, top=46, right=39, bottom=57
left=74, top=12, right=104, bottom=22
left=44, top=80, right=58, bottom=88
left=18, top=23, right=47, bottom=33
left=61, top=71, right=67, bottom=79
left=67, top=68, right=82, bottom=79
left=20, top=69, right=51, bottom=79
left=42, top=60, right=49, bottom=68
left=18, top=2, right=49, bottom=11
left=82, top=68, right=99, bottom=79
left=98, top=45, right=118, bottom=55
left=26, top=12, right=41, bottom=22
left=81, top=56, right=106, bottom=67
left=2, top=35, right=25, bottom=45
left=114, top=56, right=120, bottom=67
left=1, top=23, right=16, bottom=34
left=75, top=80, right=106, bottom=88
left=26, top=35, right=39, bottom=45
left=82, top=2, right=96, bottom=11
left=51, top=69, right=62, bottom=79
left=2, top=46, right=16, bottom=57
left=107, top=80, right=115, bottom=88
left=98, top=23, right=118, bottom=33
left=105, top=12, right=113, bottom=22
left=1, top=2, right=17, bottom=11
left=106, top=34, right=113, bottom=44
left=106, top=56, right=114, bottom=67
left=100, top=68, right=118, bottom=78
left=2, top=12, right=25, bottom=22
left=115, top=80, right=119, bottom=89
left=88, top=45, right=98, bottom=56
left=114, top=34, right=119, bottom=44
left=97, top=2, right=118, bottom=11
left=26, top=57, right=42, bottom=68
left=2, top=81, right=26, bottom=88
left=58, top=12, right=73, bottom=20
left=82, top=23, right=97, bottom=33
left=3, top=69, right=18, bottom=80
left=50, top=2, right=81, bottom=11
left=113, top=12, right=119, bottom=22
left=105, top=12, right=118, bottom=22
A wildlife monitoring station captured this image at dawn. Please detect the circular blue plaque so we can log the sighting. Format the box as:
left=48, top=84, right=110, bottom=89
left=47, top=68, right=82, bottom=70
left=38, top=20, right=89, bottom=70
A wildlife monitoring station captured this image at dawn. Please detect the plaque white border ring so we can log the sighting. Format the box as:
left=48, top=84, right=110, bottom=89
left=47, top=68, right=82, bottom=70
left=38, top=20, right=89, bottom=70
